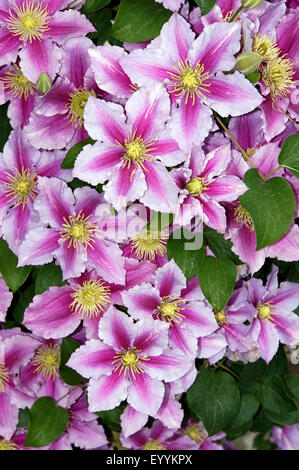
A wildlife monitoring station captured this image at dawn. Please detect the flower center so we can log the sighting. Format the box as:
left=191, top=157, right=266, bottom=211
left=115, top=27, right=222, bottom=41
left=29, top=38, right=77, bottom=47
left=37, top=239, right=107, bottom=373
left=115, top=130, right=157, bottom=175
left=31, top=343, right=60, bottom=380
left=60, top=210, right=97, bottom=251
left=184, top=423, right=206, bottom=443
left=168, top=58, right=211, bottom=105
left=185, top=177, right=208, bottom=196
left=261, top=57, right=295, bottom=100
left=111, top=347, right=149, bottom=379
left=233, top=204, right=254, bottom=231
left=129, top=228, right=168, bottom=261
left=214, top=310, right=229, bottom=326
left=155, top=295, right=186, bottom=325
left=252, top=34, right=280, bottom=62
left=142, top=439, right=166, bottom=450
left=6, top=0, right=52, bottom=43
left=0, top=439, right=18, bottom=450
left=66, top=87, right=96, bottom=127
left=0, top=364, right=9, bottom=395
left=257, top=302, right=277, bottom=322
left=1, top=167, right=38, bottom=208
left=1, top=64, right=35, bottom=100
left=70, top=280, right=111, bottom=319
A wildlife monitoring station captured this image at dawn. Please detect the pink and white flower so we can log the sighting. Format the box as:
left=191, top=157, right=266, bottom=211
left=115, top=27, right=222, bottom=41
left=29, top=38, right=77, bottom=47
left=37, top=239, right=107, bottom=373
left=73, top=85, right=185, bottom=212
left=121, top=13, right=263, bottom=152
left=18, top=177, right=126, bottom=283
left=67, top=307, right=194, bottom=415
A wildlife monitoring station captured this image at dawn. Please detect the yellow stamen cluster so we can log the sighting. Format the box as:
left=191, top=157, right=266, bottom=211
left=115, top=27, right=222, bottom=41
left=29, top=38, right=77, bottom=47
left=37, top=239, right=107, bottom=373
left=115, top=130, right=157, bottom=177
left=185, top=177, right=209, bottom=197
left=70, top=279, right=111, bottom=319
left=31, top=343, right=60, bottom=380
left=1, top=64, right=34, bottom=100
left=129, top=228, right=168, bottom=261
left=1, top=167, right=38, bottom=208
left=184, top=423, right=206, bottom=443
left=0, top=439, right=19, bottom=450
left=66, top=87, right=96, bottom=127
left=6, top=0, right=51, bottom=43
left=155, top=295, right=186, bottom=325
left=0, top=364, right=9, bottom=394
left=257, top=302, right=277, bottom=322
left=168, top=58, right=211, bottom=105
left=234, top=204, right=254, bottom=231
left=111, top=347, right=149, bottom=379
left=252, top=34, right=295, bottom=101
left=142, top=439, right=166, bottom=450
left=60, top=210, right=97, bottom=251
left=214, top=310, right=229, bottom=326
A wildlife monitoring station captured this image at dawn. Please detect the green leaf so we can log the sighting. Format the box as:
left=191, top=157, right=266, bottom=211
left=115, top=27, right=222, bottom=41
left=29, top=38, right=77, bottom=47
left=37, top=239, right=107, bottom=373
left=111, top=0, right=172, bottom=43
left=0, top=238, right=31, bottom=292
left=82, top=0, right=111, bottom=14
left=96, top=402, right=126, bottom=432
left=59, top=338, right=85, bottom=386
left=203, top=226, right=242, bottom=264
left=197, top=256, right=237, bottom=312
left=35, top=263, right=66, bottom=295
left=229, top=393, right=259, bottom=428
left=186, top=367, right=240, bottom=435
left=0, top=103, right=12, bottom=152
left=258, top=376, right=297, bottom=414
left=278, top=133, right=299, bottom=178
left=264, top=408, right=299, bottom=426
left=17, top=408, right=30, bottom=428
left=253, top=433, right=276, bottom=450
left=167, top=228, right=205, bottom=280
left=251, top=408, right=275, bottom=433
left=238, top=346, right=287, bottom=394
left=25, top=397, right=68, bottom=447
left=194, top=0, right=217, bottom=16
left=246, top=71, right=261, bottom=84
left=147, top=210, right=174, bottom=231
left=284, top=375, right=299, bottom=401
left=60, top=138, right=95, bottom=169
left=12, top=282, right=35, bottom=323
left=239, top=169, right=295, bottom=250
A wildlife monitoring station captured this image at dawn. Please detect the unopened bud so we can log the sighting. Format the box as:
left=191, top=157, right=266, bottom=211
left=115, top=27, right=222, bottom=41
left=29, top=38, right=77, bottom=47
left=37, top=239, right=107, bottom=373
left=236, top=51, right=263, bottom=74
left=241, top=0, right=264, bottom=9
left=36, top=72, right=52, bottom=94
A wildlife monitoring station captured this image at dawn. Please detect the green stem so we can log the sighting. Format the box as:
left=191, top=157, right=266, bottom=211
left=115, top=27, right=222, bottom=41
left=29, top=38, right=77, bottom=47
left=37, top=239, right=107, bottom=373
left=265, top=165, right=282, bottom=178
left=214, top=114, right=266, bottom=181
left=55, top=384, right=86, bottom=405
left=218, top=364, right=240, bottom=379
left=229, top=5, right=244, bottom=22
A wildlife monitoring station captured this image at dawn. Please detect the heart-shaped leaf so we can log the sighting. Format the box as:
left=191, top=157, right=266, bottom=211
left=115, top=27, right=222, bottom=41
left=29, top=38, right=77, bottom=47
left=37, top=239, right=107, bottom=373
left=239, top=169, right=295, bottom=250
left=0, top=238, right=31, bottom=292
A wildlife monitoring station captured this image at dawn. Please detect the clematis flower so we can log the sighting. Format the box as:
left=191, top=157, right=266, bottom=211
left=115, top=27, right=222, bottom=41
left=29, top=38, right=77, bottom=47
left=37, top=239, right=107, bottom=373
left=225, top=142, right=299, bottom=273
left=24, top=37, right=102, bottom=150
left=73, top=85, right=185, bottom=212
left=179, top=419, right=225, bottom=450
left=0, top=328, right=40, bottom=440
left=171, top=144, right=247, bottom=232
left=17, top=177, right=126, bottom=283
left=67, top=307, right=194, bottom=415
left=270, top=424, right=299, bottom=450
left=17, top=337, right=82, bottom=407
left=0, top=63, right=41, bottom=128
left=122, top=259, right=219, bottom=357
left=120, top=420, right=198, bottom=450
left=246, top=266, right=299, bottom=363
left=155, top=0, right=184, bottom=11
left=0, top=276, right=13, bottom=322
left=0, top=0, right=95, bottom=82
left=198, top=285, right=256, bottom=364
left=23, top=259, right=156, bottom=340
left=120, top=13, right=263, bottom=152
left=0, top=128, right=71, bottom=254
